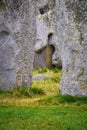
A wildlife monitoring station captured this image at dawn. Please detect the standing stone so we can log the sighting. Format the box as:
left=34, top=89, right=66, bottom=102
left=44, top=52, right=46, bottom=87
left=0, top=0, right=36, bottom=89
left=56, top=0, right=87, bottom=96
left=34, top=0, right=62, bottom=68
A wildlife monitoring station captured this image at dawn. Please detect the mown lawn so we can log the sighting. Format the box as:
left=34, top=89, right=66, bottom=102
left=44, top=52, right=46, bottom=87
left=0, top=105, right=87, bottom=130
left=0, top=68, right=87, bottom=130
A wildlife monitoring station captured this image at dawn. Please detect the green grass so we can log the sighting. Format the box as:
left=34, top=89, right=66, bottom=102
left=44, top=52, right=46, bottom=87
left=0, top=67, right=87, bottom=130
left=38, top=94, right=87, bottom=106
left=32, top=67, right=61, bottom=95
left=0, top=86, right=45, bottom=98
left=0, top=106, right=87, bottom=130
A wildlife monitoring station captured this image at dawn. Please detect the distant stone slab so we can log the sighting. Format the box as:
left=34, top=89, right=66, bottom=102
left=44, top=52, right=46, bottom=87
left=33, top=74, right=51, bottom=81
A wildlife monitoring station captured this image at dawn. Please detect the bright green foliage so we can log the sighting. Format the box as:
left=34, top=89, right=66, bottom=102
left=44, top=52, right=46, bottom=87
left=0, top=67, right=87, bottom=130
left=0, top=106, right=87, bottom=130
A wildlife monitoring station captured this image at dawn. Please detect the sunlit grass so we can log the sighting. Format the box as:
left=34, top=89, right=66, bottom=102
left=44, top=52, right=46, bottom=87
left=0, top=105, right=87, bottom=130
left=32, top=67, right=62, bottom=95
left=0, top=67, right=87, bottom=130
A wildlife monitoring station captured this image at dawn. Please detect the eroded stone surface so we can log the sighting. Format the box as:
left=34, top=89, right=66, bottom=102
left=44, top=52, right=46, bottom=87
left=34, top=0, right=62, bottom=68
left=35, top=0, right=87, bottom=96
left=56, top=0, right=87, bottom=96
left=0, top=0, right=36, bottom=89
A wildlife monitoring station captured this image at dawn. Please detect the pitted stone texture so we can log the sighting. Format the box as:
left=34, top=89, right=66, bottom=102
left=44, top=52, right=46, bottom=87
left=0, top=0, right=36, bottom=89
left=56, top=0, right=87, bottom=96
left=34, top=0, right=61, bottom=68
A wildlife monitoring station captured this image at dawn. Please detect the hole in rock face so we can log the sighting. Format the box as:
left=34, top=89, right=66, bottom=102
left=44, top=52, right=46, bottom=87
left=34, top=33, right=55, bottom=68
left=34, top=44, right=55, bottom=68
left=48, top=33, right=53, bottom=44
left=38, top=0, right=56, bottom=15
left=49, top=45, right=55, bottom=54
left=39, top=5, right=49, bottom=15
left=48, top=33, right=62, bottom=68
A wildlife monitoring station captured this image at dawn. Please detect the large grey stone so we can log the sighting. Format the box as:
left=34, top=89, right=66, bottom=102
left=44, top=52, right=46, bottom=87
left=56, top=0, right=87, bottom=96
left=34, top=0, right=62, bottom=68
left=0, top=0, right=36, bottom=89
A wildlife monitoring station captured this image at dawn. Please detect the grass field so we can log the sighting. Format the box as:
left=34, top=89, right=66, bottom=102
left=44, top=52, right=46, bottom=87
left=0, top=67, right=87, bottom=130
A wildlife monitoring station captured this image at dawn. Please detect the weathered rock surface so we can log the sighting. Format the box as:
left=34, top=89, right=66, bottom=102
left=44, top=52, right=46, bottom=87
left=34, top=0, right=87, bottom=96
left=56, top=0, right=87, bottom=96
left=0, top=0, right=36, bottom=89
left=34, top=0, right=62, bottom=68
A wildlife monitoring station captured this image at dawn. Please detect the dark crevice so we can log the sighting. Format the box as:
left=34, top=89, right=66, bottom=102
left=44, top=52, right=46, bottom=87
left=39, top=5, right=49, bottom=15
left=49, top=45, right=55, bottom=53
left=48, top=33, right=53, bottom=44
left=38, top=0, right=56, bottom=15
